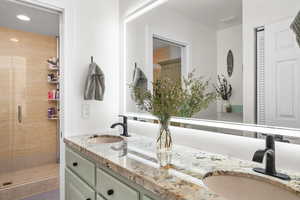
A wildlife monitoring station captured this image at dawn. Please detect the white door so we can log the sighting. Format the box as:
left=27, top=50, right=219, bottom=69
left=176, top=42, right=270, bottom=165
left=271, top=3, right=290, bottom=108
left=265, top=18, right=300, bottom=128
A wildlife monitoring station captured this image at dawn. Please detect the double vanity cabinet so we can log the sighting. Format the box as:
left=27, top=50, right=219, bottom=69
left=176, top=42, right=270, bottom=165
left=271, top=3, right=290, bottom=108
left=65, top=147, right=157, bottom=200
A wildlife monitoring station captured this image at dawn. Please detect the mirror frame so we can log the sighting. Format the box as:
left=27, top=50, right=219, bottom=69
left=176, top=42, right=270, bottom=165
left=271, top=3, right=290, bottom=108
left=122, top=0, right=300, bottom=139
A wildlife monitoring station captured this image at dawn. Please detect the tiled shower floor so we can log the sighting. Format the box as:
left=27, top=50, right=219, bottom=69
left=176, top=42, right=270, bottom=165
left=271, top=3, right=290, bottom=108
left=0, top=163, right=59, bottom=200
left=21, top=189, right=59, bottom=200
left=0, top=163, right=59, bottom=189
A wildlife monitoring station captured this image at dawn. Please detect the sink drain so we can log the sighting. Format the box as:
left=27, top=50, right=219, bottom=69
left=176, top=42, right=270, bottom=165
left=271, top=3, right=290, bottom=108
left=2, top=182, right=13, bottom=186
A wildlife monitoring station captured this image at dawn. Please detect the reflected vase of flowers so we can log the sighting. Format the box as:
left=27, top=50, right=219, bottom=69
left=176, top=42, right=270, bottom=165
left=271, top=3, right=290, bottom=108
left=215, top=75, right=232, bottom=113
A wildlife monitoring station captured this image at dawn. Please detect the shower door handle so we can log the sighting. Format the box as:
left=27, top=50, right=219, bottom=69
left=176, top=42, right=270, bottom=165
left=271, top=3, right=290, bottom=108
left=18, top=105, right=22, bottom=123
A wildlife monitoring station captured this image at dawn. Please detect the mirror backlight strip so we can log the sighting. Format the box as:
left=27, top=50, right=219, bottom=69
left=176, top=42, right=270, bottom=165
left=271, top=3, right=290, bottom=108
left=125, top=112, right=300, bottom=138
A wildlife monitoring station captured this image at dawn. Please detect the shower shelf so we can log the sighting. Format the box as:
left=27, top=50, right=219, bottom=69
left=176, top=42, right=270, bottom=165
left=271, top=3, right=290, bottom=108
left=48, top=99, right=59, bottom=102
left=48, top=118, right=59, bottom=120
left=48, top=66, right=59, bottom=71
left=48, top=80, right=59, bottom=84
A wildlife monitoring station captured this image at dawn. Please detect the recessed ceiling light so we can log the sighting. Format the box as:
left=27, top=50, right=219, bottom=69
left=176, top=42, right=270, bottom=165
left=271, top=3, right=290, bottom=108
left=17, top=14, right=31, bottom=21
left=10, top=38, right=19, bottom=42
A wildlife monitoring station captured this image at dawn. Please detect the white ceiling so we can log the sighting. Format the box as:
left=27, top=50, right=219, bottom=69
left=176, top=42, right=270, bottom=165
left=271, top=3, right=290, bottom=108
left=165, top=0, right=242, bottom=30
left=0, top=0, right=59, bottom=36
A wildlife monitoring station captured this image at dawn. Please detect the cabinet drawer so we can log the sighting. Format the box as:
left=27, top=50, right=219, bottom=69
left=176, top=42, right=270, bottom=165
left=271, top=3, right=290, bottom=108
left=96, top=168, right=139, bottom=200
left=66, top=147, right=95, bottom=186
left=65, top=168, right=95, bottom=200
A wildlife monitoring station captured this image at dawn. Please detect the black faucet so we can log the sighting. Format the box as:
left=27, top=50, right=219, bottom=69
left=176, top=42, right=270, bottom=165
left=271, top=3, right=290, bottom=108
left=252, top=135, right=290, bottom=180
left=111, top=115, right=129, bottom=137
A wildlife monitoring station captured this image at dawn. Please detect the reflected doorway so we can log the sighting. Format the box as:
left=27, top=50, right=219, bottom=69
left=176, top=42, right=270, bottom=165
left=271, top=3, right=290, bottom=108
left=153, top=37, right=186, bottom=84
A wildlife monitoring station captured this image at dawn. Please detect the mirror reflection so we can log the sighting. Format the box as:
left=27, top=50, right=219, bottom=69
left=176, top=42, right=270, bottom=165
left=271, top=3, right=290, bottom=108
left=153, top=37, right=183, bottom=84
left=125, top=0, right=300, bottom=131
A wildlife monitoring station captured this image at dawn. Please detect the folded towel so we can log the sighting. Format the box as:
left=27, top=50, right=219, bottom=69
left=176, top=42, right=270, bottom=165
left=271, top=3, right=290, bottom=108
left=291, top=11, right=300, bottom=47
left=84, top=62, right=105, bottom=101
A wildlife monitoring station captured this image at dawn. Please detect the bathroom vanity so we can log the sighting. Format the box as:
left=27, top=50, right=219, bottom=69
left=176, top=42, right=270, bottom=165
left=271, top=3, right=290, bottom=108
left=64, top=135, right=161, bottom=200
left=64, top=133, right=300, bottom=200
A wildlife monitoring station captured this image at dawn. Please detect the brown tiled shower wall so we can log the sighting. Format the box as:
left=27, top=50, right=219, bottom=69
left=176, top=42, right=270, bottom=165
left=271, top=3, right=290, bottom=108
left=0, top=27, right=58, bottom=175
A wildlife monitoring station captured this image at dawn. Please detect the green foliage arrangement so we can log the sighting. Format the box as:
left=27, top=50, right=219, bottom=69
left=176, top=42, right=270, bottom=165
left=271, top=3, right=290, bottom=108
left=131, top=71, right=216, bottom=123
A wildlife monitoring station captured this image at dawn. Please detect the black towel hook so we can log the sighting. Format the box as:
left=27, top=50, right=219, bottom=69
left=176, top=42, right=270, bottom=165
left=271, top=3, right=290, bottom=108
left=91, top=56, right=94, bottom=63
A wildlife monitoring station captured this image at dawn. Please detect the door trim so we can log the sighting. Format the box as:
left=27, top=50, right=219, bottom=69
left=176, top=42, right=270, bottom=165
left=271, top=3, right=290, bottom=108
left=11, top=1, right=69, bottom=200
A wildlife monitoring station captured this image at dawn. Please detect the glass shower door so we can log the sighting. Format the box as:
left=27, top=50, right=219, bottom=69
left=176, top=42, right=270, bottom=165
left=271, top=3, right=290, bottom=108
left=0, top=56, right=16, bottom=188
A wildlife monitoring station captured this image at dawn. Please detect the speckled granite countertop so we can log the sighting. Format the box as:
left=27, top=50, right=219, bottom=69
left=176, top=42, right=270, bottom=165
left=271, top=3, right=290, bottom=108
left=64, top=133, right=300, bottom=200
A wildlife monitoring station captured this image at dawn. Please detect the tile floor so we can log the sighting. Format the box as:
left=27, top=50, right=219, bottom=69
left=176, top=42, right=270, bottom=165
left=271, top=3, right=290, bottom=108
left=0, top=163, right=59, bottom=189
left=21, top=189, right=59, bottom=200
left=0, top=163, right=59, bottom=200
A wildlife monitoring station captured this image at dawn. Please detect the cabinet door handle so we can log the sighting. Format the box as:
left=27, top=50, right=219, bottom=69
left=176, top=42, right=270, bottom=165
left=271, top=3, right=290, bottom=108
left=18, top=105, right=22, bottom=123
left=72, top=162, right=78, bottom=167
left=107, top=189, right=114, bottom=196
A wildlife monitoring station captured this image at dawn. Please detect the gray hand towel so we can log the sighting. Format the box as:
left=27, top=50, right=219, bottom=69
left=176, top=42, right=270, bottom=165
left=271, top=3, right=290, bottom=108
left=131, top=63, right=148, bottom=100
left=291, top=11, right=300, bottom=47
left=84, top=62, right=105, bottom=101
left=132, top=63, right=147, bottom=89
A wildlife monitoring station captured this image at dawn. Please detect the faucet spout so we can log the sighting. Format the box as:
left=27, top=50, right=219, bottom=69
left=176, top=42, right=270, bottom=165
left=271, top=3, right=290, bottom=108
left=110, top=123, right=124, bottom=129
left=110, top=115, right=129, bottom=137
left=252, top=149, right=267, bottom=163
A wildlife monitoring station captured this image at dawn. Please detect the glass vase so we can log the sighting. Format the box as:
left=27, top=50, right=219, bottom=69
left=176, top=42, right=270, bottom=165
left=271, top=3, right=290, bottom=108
left=223, top=100, right=232, bottom=113
left=156, top=121, right=173, bottom=168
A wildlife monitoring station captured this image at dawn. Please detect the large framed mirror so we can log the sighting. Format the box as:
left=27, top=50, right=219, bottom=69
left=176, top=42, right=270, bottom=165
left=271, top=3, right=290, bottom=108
left=123, top=0, right=300, bottom=144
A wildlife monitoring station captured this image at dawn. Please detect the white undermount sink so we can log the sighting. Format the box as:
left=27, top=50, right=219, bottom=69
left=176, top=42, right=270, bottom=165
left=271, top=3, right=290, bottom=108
left=204, top=174, right=300, bottom=200
left=87, top=135, right=124, bottom=144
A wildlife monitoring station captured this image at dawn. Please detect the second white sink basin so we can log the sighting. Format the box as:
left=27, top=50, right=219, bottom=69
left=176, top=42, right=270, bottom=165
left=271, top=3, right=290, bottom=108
left=204, top=174, right=300, bottom=200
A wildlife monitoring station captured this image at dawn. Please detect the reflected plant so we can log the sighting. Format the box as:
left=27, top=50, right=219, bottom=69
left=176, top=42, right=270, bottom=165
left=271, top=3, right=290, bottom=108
left=214, top=75, right=232, bottom=101
left=130, top=70, right=216, bottom=120
left=178, top=71, right=217, bottom=118
left=131, top=78, right=182, bottom=123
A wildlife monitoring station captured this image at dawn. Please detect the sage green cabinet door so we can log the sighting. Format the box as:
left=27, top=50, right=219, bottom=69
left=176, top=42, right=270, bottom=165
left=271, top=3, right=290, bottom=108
left=143, top=195, right=154, bottom=200
left=65, top=168, right=95, bottom=200
left=97, top=194, right=105, bottom=200
left=96, top=168, right=139, bottom=200
left=66, top=148, right=96, bottom=186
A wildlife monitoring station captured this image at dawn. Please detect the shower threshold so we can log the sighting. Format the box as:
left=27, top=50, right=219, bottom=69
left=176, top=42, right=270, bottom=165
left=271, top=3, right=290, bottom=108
left=0, top=163, right=59, bottom=200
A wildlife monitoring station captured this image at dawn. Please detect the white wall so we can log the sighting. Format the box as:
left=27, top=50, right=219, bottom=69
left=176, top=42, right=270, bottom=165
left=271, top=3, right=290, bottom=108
left=217, top=25, right=243, bottom=111
left=243, top=0, right=300, bottom=124
left=71, top=0, right=119, bottom=135
left=67, top=0, right=119, bottom=136
left=125, top=4, right=217, bottom=117
left=169, top=45, right=181, bottom=60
